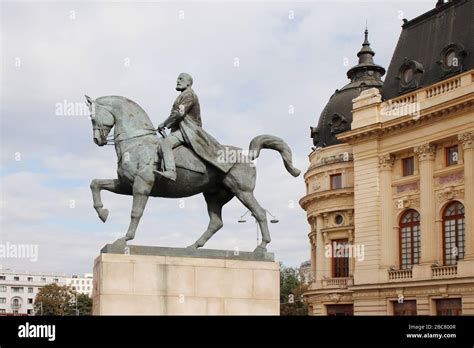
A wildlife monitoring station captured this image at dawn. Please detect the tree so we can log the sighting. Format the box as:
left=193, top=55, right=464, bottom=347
left=34, top=283, right=76, bottom=316
left=280, top=263, right=308, bottom=316
left=65, top=293, right=92, bottom=316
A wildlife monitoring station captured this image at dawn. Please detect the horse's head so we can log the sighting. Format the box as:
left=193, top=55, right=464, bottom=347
left=85, top=95, right=114, bottom=146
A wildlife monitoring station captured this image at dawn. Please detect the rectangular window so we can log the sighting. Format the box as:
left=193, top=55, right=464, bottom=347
left=330, top=174, right=342, bottom=190
left=0, top=286, right=6, bottom=292
left=436, top=298, right=462, bottom=316
left=446, top=145, right=459, bottom=166
left=53, top=278, right=59, bottom=283
left=402, top=157, right=414, bottom=176
left=27, top=309, right=33, bottom=315
left=0, top=298, right=6, bottom=304
left=0, top=309, right=5, bottom=313
left=326, top=304, right=353, bottom=316
left=28, top=298, right=33, bottom=304
left=40, top=278, right=46, bottom=282
left=13, top=276, right=19, bottom=281
left=393, top=300, right=417, bottom=315
left=0, top=276, right=5, bottom=280
left=332, top=239, right=349, bottom=278
left=28, top=288, right=33, bottom=293
left=11, top=287, right=23, bottom=293
left=27, top=277, right=33, bottom=282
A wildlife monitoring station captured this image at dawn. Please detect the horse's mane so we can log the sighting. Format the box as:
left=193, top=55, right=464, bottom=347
left=96, top=96, right=154, bottom=125
left=96, top=95, right=146, bottom=114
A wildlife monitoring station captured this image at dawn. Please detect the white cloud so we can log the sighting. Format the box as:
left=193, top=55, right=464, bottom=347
left=1, top=1, right=435, bottom=274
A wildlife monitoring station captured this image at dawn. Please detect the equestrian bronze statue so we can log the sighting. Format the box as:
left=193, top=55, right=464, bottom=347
left=87, top=73, right=300, bottom=253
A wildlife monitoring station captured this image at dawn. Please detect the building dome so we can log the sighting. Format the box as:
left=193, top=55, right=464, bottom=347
left=311, top=29, right=385, bottom=148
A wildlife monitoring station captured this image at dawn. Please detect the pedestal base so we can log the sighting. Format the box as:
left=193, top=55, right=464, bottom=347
left=92, top=245, right=280, bottom=315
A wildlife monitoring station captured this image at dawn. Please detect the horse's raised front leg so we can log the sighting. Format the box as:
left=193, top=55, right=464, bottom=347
left=124, top=175, right=153, bottom=242
left=90, top=179, right=129, bottom=222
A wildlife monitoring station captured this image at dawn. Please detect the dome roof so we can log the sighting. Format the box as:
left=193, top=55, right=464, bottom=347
left=311, top=29, right=385, bottom=148
left=381, top=0, right=473, bottom=100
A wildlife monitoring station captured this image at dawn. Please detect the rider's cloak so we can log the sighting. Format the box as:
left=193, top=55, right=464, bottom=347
left=179, top=117, right=234, bottom=173
left=165, top=88, right=235, bottom=173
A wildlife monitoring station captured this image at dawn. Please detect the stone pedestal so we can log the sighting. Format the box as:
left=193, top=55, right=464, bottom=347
left=92, top=245, right=280, bottom=315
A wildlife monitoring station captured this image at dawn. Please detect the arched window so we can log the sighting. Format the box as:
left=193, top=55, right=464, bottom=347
left=11, top=298, right=21, bottom=310
left=443, top=201, right=465, bottom=265
left=399, top=210, right=420, bottom=269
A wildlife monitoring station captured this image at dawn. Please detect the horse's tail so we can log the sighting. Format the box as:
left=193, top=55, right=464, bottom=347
left=248, top=135, right=301, bottom=177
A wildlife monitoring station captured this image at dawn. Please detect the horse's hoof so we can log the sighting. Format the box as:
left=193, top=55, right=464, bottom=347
left=98, top=208, right=109, bottom=223
left=112, top=237, right=126, bottom=244
left=253, top=245, right=267, bottom=254
left=111, top=237, right=127, bottom=250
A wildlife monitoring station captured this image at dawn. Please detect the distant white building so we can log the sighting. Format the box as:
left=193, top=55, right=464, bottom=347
left=299, top=260, right=312, bottom=285
left=66, top=273, right=93, bottom=297
left=0, top=268, right=67, bottom=315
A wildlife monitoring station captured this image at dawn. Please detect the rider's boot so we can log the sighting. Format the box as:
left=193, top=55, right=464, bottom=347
left=154, top=139, right=177, bottom=181
left=154, top=169, right=176, bottom=181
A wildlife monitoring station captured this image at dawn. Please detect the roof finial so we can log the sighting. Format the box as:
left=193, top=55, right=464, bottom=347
left=364, top=21, right=369, bottom=45
left=345, top=23, right=385, bottom=86
left=353, top=24, right=378, bottom=66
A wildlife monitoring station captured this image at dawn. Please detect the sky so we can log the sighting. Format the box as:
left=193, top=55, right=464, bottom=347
left=0, top=0, right=434, bottom=276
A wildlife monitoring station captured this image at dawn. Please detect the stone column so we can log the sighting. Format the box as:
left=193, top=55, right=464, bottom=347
left=379, top=154, right=396, bottom=269
left=414, top=144, right=437, bottom=264
left=310, top=241, right=316, bottom=282
left=309, top=218, right=317, bottom=283
left=459, top=131, right=474, bottom=260
left=315, top=214, right=325, bottom=285
left=348, top=228, right=355, bottom=278
left=434, top=218, right=443, bottom=262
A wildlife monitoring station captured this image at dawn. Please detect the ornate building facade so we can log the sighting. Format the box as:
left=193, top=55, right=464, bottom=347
left=300, top=0, right=474, bottom=315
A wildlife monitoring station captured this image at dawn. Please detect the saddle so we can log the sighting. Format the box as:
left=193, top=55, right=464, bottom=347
left=156, top=144, right=243, bottom=175
left=172, top=145, right=207, bottom=174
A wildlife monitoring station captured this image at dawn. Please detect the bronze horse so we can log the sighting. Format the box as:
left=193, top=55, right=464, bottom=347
left=87, top=95, right=300, bottom=252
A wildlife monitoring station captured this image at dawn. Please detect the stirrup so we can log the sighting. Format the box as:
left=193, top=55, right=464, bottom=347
left=153, top=169, right=176, bottom=182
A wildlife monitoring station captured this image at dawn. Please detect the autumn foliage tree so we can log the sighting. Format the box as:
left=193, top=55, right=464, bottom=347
left=34, top=283, right=76, bottom=316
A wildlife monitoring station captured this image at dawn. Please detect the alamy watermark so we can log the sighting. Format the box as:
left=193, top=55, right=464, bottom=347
left=325, top=242, right=365, bottom=262
left=0, top=242, right=38, bottom=262
left=18, top=323, right=55, bottom=341
left=55, top=99, right=90, bottom=117
left=380, top=100, right=421, bottom=121
left=217, top=148, right=258, bottom=165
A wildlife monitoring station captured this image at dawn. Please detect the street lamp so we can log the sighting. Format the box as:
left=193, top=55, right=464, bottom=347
left=237, top=209, right=279, bottom=246
left=237, top=209, right=279, bottom=224
left=267, top=210, right=279, bottom=224
left=237, top=210, right=252, bottom=223
left=70, top=293, right=79, bottom=316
